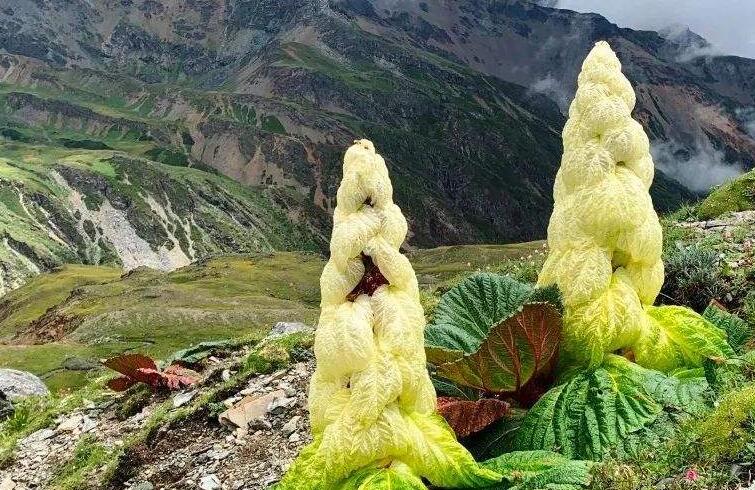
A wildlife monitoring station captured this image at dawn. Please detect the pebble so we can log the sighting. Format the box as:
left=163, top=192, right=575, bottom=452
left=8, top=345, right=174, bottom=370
left=200, top=474, right=221, bottom=490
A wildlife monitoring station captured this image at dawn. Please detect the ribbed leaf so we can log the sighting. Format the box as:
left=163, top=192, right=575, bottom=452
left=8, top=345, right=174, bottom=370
left=437, top=303, right=561, bottom=399
left=514, top=356, right=662, bottom=460
left=425, top=274, right=561, bottom=397
left=482, top=450, right=592, bottom=490
left=703, top=300, right=751, bottom=354
left=437, top=397, right=511, bottom=438
left=336, top=466, right=426, bottom=489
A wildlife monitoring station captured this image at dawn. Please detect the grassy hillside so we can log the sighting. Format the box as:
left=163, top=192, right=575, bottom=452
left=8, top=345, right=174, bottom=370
left=0, top=139, right=324, bottom=294
left=698, top=169, right=755, bottom=219
left=0, top=244, right=541, bottom=392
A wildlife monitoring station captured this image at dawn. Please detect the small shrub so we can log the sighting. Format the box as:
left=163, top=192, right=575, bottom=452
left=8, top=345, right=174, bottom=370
left=662, top=243, right=726, bottom=312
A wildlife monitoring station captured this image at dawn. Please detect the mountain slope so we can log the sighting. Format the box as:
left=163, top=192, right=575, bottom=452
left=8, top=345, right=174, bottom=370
left=0, top=0, right=703, bottom=252
left=0, top=141, right=322, bottom=294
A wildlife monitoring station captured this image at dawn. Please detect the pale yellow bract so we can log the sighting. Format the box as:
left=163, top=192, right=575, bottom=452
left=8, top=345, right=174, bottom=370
left=537, top=41, right=731, bottom=371
left=275, top=140, right=499, bottom=489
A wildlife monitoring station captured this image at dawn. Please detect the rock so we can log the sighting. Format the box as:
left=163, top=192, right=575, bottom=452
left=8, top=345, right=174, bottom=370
left=0, top=392, right=14, bottom=420
left=173, top=390, right=197, bottom=408
left=27, top=428, right=55, bottom=442
left=288, top=433, right=301, bottom=443
left=281, top=416, right=300, bottom=435
left=269, top=322, right=313, bottom=338
left=131, top=483, right=154, bottom=490
left=268, top=396, right=297, bottom=414
left=200, top=474, right=221, bottom=490
left=218, top=390, right=286, bottom=429
left=0, top=369, right=49, bottom=400
left=0, top=476, right=15, bottom=490
left=61, top=357, right=99, bottom=371
left=57, top=414, right=84, bottom=432
left=81, top=416, right=97, bottom=433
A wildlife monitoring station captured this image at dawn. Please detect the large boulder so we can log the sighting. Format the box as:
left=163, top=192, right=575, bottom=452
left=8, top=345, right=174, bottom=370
left=0, top=369, right=50, bottom=400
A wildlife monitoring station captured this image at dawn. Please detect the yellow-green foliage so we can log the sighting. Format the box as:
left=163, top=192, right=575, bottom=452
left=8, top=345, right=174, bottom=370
left=275, top=141, right=499, bottom=489
left=697, top=384, right=755, bottom=460
left=537, top=42, right=732, bottom=370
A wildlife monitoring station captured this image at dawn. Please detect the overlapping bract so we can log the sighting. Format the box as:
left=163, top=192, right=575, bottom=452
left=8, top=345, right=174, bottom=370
left=537, top=41, right=732, bottom=370
left=275, top=140, right=499, bottom=489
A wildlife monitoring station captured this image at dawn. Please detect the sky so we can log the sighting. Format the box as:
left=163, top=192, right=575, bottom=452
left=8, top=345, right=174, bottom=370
left=551, top=0, right=755, bottom=59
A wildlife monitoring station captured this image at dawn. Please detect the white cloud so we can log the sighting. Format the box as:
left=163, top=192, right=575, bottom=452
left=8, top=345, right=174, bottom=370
left=548, top=0, right=755, bottom=59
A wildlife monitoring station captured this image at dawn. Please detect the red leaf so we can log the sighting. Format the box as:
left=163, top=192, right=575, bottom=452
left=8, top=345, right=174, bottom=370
left=436, top=303, right=561, bottom=404
left=437, top=397, right=511, bottom=438
left=163, top=365, right=198, bottom=389
left=107, top=376, right=138, bottom=392
left=103, top=354, right=158, bottom=378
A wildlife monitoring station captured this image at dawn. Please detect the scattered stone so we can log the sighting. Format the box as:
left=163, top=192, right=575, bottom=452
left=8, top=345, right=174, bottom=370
left=218, top=390, right=286, bottom=429
left=173, top=390, right=197, bottom=408
left=27, top=428, right=55, bottom=442
left=281, top=416, right=300, bottom=436
left=131, top=482, right=154, bottom=490
left=222, top=369, right=231, bottom=381
left=81, top=416, right=97, bottom=433
left=288, top=433, right=301, bottom=443
left=269, top=322, right=313, bottom=338
left=200, top=474, right=221, bottom=490
left=0, top=369, right=50, bottom=399
left=57, top=414, right=84, bottom=432
left=0, top=476, right=15, bottom=490
left=269, top=396, right=297, bottom=414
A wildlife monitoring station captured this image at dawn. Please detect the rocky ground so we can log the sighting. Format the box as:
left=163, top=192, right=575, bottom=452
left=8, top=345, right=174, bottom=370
left=0, top=326, right=316, bottom=490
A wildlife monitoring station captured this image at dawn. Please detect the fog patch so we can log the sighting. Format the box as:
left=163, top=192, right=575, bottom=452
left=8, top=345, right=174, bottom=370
left=735, top=107, right=755, bottom=138
left=528, top=74, right=571, bottom=113
left=651, top=141, right=744, bottom=192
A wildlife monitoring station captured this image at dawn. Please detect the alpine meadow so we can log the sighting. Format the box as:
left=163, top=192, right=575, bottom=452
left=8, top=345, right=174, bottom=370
left=1, top=2, right=755, bottom=490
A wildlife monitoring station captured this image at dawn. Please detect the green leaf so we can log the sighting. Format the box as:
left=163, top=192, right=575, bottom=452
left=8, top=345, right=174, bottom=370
left=404, top=413, right=503, bottom=488
left=481, top=451, right=592, bottom=490
left=336, top=465, right=427, bottom=489
left=164, top=340, right=235, bottom=366
left=703, top=301, right=752, bottom=354
left=634, top=305, right=734, bottom=372
left=513, top=355, right=662, bottom=460
left=425, top=274, right=562, bottom=397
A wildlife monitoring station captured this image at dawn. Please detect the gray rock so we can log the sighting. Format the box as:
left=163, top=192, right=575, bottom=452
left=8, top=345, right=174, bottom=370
left=0, top=369, right=49, bottom=400
left=269, top=322, right=313, bottom=338
left=0, top=392, right=13, bottom=421
left=200, top=474, right=221, bottom=490
left=281, top=416, right=300, bottom=436
left=131, top=483, right=154, bottom=490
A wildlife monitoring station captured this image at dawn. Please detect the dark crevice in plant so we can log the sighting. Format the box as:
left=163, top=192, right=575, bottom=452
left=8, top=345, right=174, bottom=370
left=346, top=253, right=389, bottom=302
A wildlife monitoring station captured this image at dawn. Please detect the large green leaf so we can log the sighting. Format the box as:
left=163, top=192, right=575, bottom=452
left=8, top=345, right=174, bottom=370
left=425, top=273, right=562, bottom=396
left=336, top=465, right=427, bottom=489
left=634, top=305, right=734, bottom=371
left=481, top=451, right=592, bottom=490
left=703, top=301, right=752, bottom=354
left=513, top=355, right=662, bottom=460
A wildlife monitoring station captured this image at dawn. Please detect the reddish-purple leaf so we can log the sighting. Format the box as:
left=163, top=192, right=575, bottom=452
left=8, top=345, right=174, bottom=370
left=437, top=397, right=511, bottom=437
left=436, top=303, right=561, bottom=403
left=107, top=376, right=138, bottom=392
left=103, top=354, right=158, bottom=378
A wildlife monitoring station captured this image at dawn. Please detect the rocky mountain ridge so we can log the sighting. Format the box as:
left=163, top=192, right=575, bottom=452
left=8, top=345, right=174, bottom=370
left=2, top=0, right=725, bottom=249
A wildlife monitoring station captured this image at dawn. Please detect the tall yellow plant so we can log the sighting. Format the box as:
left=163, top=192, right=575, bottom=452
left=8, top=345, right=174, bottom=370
left=537, top=41, right=732, bottom=371
left=275, top=140, right=499, bottom=489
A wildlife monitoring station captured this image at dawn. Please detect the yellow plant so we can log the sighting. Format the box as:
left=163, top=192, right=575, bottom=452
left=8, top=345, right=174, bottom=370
left=274, top=140, right=499, bottom=489
left=537, top=41, right=732, bottom=371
